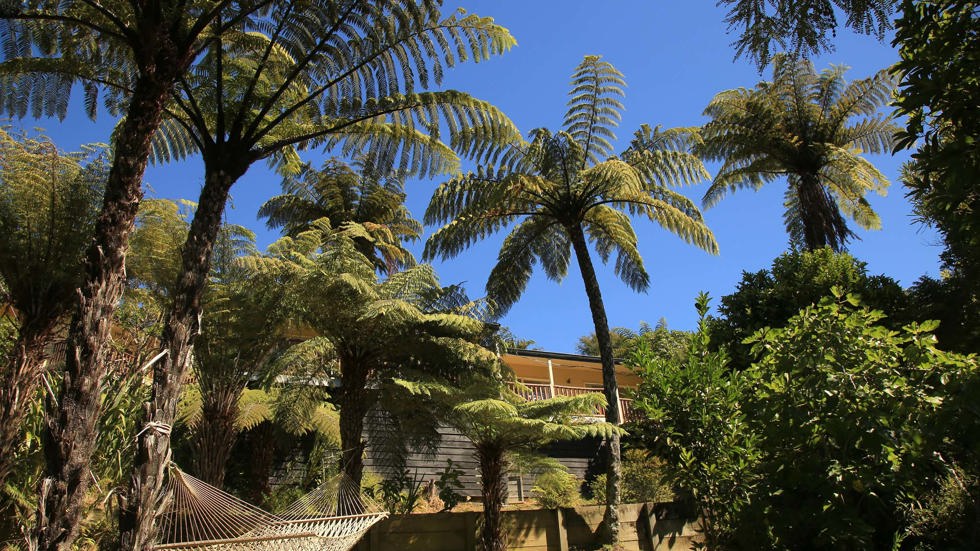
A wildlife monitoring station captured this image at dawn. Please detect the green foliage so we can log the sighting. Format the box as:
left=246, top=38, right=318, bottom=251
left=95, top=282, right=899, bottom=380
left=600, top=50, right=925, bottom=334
left=262, top=485, right=307, bottom=516
left=631, top=293, right=760, bottom=549
left=425, top=61, right=714, bottom=543
left=495, top=326, right=540, bottom=352
left=635, top=289, right=980, bottom=549
left=259, top=155, right=423, bottom=274
left=903, top=466, right=980, bottom=550
left=894, top=2, right=980, bottom=242
left=741, top=291, right=975, bottom=549
left=589, top=449, right=673, bottom=504
left=698, top=55, right=897, bottom=251
left=710, top=248, right=910, bottom=368
left=2, top=1, right=518, bottom=178
left=126, top=199, right=193, bottom=298
left=0, top=316, right=13, bottom=364
left=718, top=0, right=897, bottom=68
left=0, top=127, right=104, bottom=323
left=434, top=459, right=464, bottom=511
left=139, top=2, right=520, bottom=181
left=533, top=469, right=580, bottom=509
left=450, top=390, right=620, bottom=453
left=1, top=360, right=150, bottom=545
left=247, top=221, right=499, bottom=479
left=905, top=272, right=980, bottom=354
left=438, top=380, right=619, bottom=551
left=363, top=468, right=428, bottom=514
left=577, top=320, right=689, bottom=361
left=894, top=1, right=980, bottom=355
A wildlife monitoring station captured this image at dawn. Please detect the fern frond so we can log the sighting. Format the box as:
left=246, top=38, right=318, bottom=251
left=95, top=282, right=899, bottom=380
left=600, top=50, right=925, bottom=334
left=485, top=217, right=556, bottom=314
left=563, top=55, right=625, bottom=166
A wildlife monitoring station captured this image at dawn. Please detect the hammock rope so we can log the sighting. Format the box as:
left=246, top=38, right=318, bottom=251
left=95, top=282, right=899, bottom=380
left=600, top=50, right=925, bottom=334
left=153, top=466, right=387, bottom=551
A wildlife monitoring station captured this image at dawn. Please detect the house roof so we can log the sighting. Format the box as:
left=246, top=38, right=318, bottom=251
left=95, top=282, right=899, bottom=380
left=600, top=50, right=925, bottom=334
left=503, top=348, right=624, bottom=364
left=501, top=349, right=637, bottom=384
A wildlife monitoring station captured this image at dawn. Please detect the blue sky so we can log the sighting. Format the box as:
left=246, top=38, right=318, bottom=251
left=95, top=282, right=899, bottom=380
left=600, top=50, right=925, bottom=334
left=31, top=1, right=940, bottom=353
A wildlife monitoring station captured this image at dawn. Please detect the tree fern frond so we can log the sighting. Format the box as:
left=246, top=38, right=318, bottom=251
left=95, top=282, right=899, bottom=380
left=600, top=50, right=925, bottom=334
left=176, top=384, right=203, bottom=430
left=530, top=222, right=571, bottom=282
left=485, top=217, right=554, bottom=315
left=563, top=55, right=625, bottom=167
left=235, top=388, right=275, bottom=432
left=703, top=153, right=783, bottom=207
left=583, top=206, right=649, bottom=292
left=625, top=125, right=711, bottom=188
left=829, top=68, right=896, bottom=127
left=146, top=116, right=201, bottom=165
left=841, top=116, right=898, bottom=155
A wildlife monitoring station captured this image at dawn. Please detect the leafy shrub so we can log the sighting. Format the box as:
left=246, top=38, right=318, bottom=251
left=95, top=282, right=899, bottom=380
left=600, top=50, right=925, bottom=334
left=532, top=469, right=580, bottom=509
left=903, top=467, right=980, bottom=550
left=435, top=459, right=464, bottom=511
left=263, top=485, right=306, bottom=515
left=363, top=468, right=427, bottom=514
left=709, top=248, right=910, bottom=369
left=589, top=449, right=673, bottom=504
left=630, top=293, right=758, bottom=548
left=632, top=289, right=980, bottom=549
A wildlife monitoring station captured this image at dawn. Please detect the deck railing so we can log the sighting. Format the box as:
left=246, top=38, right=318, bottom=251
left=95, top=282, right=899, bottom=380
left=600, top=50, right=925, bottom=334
left=508, top=382, right=635, bottom=422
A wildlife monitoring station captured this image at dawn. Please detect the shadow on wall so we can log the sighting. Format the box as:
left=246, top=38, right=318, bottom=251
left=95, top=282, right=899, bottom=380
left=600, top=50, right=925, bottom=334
left=354, top=501, right=701, bottom=551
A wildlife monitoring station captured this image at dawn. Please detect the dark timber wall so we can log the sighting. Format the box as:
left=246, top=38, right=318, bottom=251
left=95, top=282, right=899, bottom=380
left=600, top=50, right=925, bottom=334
left=362, top=425, right=606, bottom=501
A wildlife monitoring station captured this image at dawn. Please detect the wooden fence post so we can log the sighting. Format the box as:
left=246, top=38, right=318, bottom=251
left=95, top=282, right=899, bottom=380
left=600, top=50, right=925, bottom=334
left=464, top=511, right=477, bottom=550
left=369, top=521, right=380, bottom=551
left=639, top=503, right=654, bottom=551
left=556, top=508, right=569, bottom=551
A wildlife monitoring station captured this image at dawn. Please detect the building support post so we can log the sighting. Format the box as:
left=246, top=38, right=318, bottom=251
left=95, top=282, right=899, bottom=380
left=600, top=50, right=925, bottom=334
left=547, top=359, right=556, bottom=399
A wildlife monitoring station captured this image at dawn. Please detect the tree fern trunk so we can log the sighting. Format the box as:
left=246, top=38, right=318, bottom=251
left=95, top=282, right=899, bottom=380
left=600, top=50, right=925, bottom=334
left=477, top=440, right=507, bottom=551
left=796, top=175, right=851, bottom=252
left=36, top=69, right=174, bottom=551
left=120, top=161, right=243, bottom=551
left=243, top=422, right=277, bottom=504
left=190, top=383, right=240, bottom=487
left=338, top=358, right=370, bottom=494
left=0, top=320, right=54, bottom=490
left=567, top=224, right=622, bottom=547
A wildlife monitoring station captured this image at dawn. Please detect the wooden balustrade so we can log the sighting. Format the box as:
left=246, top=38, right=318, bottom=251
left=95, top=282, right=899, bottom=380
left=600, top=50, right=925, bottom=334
left=508, top=382, right=636, bottom=422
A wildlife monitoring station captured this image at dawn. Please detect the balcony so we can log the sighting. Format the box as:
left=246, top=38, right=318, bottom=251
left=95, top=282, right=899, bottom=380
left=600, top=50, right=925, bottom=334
left=508, top=381, right=636, bottom=422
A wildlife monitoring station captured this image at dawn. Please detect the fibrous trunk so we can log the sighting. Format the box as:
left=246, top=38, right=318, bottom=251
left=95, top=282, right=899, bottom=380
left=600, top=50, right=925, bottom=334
left=0, top=321, right=54, bottom=490
left=36, top=70, right=172, bottom=551
left=119, top=164, right=240, bottom=550
left=476, top=441, right=507, bottom=551
left=796, top=176, right=852, bottom=252
left=338, top=358, right=370, bottom=495
left=190, top=383, right=240, bottom=487
left=568, top=225, right=621, bottom=547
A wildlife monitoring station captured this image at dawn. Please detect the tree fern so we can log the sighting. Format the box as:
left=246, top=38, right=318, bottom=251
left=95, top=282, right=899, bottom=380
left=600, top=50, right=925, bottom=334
left=718, top=0, right=898, bottom=68
left=2, top=1, right=277, bottom=546
left=698, top=54, right=897, bottom=251
left=107, top=4, right=517, bottom=543
left=0, top=128, right=105, bottom=494
left=245, top=224, right=499, bottom=490
left=431, top=377, right=620, bottom=551
left=259, top=154, right=422, bottom=274
left=424, top=56, right=716, bottom=545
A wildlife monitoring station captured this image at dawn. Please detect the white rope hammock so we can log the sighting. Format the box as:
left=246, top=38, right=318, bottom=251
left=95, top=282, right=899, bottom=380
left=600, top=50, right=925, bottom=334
left=153, top=466, right=388, bottom=551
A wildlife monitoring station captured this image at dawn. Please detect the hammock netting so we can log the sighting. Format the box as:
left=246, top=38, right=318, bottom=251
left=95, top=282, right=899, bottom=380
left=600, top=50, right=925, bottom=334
left=153, top=467, right=388, bottom=551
